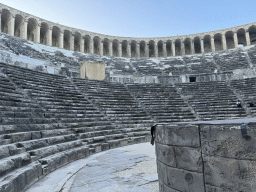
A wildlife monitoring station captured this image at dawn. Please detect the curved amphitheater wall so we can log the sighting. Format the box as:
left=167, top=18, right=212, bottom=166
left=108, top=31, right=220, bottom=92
left=1, top=3, right=256, bottom=84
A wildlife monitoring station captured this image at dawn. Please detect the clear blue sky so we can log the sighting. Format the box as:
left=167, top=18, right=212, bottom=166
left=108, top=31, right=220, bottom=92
left=1, top=0, right=256, bottom=38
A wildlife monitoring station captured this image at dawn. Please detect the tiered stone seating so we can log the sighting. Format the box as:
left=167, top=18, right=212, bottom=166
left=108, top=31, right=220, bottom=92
left=176, top=81, right=247, bottom=120
left=127, top=84, right=196, bottom=122
left=247, top=46, right=256, bottom=65
left=0, top=62, right=151, bottom=192
left=230, top=77, right=256, bottom=115
left=162, top=58, right=190, bottom=75
left=130, top=58, right=163, bottom=75
left=72, top=78, right=153, bottom=139
left=214, top=49, right=250, bottom=71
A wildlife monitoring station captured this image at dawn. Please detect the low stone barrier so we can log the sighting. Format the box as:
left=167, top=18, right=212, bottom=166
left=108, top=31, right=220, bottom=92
left=155, top=123, right=256, bottom=192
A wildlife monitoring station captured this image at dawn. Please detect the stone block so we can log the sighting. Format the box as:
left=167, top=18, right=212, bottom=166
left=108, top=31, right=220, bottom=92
left=205, top=185, right=224, bottom=192
left=155, top=142, right=176, bottom=167
left=0, top=146, right=10, bottom=159
left=157, top=160, right=168, bottom=186
left=159, top=180, right=180, bottom=192
left=175, top=146, right=202, bottom=172
left=204, top=155, right=256, bottom=191
left=0, top=159, right=15, bottom=177
left=11, top=132, right=31, bottom=143
left=31, top=132, right=41, bottom=140
left=165, top=165, right=204, bottom=192
left=201, top=124, right=256, bottom=160
left=155, top=124, right=200, bottom=147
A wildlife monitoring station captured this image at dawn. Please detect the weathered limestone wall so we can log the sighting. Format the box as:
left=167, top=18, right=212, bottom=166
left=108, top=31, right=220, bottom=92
left=81, top=61, right=105, bottom=80
left=155, top=123, right=256, bottom=192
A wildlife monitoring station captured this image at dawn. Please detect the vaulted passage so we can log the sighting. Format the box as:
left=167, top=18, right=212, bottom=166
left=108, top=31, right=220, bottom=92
left=84, top=35, right=91, bottom=53
left=27, top=18, right=39, bottom=42
left=122, top=40, right=128, bottom=57
left=14, top=14, right=23, bottom=38
left=166, top=40, right=172, bottom=56
left=74, top=32, right=81, bottom=52
left=103, top=38, right=110, bottom=56
left=1, top=9, right=12, bottom=34
left=214, top=33, right=223, bottom=51
left=52, top=26, right=60, bottom=48
left=140, top=41, right=146, bottom=57
left=249, top=25, right=256, bottom=45
left=184, top=38, right=191, bottom=55
left=40, top=22, right=48, bottom=45
left=158, top=41, right=164, bottom=57
left=64, top=30, right=71, bottom=50
left=149, top=40, right=155, bottom=57
left=204, top=35, right=211, bottom=53
left=175, top=39, right=181, bottom=56
left=237, top=28, right=246, bottom=47
left=93, top=36, right=100, bottom=55
left=112, top=39, right=119, bottom=57
left=131, top=40, right=136, bottom=57
left=194, top=37, right=201, bottom=54
left=225, top=31, right=235, bottom=49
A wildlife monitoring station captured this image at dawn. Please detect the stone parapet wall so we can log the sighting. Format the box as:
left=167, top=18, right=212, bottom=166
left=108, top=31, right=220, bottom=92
left=155, top=123, right=256, bottom=192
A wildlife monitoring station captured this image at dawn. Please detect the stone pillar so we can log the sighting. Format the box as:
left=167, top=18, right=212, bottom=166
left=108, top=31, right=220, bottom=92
left=222, top=34, right=227, bottom=50
left=21, top=19, right=28, bottom=40
left=90, top=38, right=94, bottom=54
left=191, top=39, right=195, bottom=54
left=128, top=43, right=131, bottom=57
left=136, top=42, right=140, bottom=58
left=46, top=27, right=52, bottom=46
left=59, top=30, right=64, bottom=49
left=70, top=33, right=74, bottom=51
left=211, top=37, right=215, bottom=52
left=146, top=43, right=149, bottom=57
left=155, top=43, right=158, bottom=57
left=0, top=10, right=2, bottom=32
left=100, top=40, right=103, bottom=56
left=233, top=32, right=238, bottom=48
left=171, top=41, right=175, bottom=56
left=109, top=40, right=113, bottom=56
left=181, top=40, right=185, bottom=56
left=118, top=42, right=122, bottom=57
left=163, top=42, right=167, bottom=57
left=80, top=37, right=84, bottom=53
left=8, top=15, right=15, bottom=36
left=34, top=24, right=40, bottom=43
left=245, top=29, right=251, bottom=46
left=200, top=38, right=204, bottom=53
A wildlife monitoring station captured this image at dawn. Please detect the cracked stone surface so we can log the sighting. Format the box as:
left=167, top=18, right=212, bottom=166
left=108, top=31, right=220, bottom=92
left=26, top=143, right=158, bottom=192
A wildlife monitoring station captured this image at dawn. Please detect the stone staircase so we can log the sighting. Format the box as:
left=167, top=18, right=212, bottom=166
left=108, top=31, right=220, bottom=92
left=230, top=77, right=256, bottom=116
left=176, top=81, right=247, bottom=120
left=127, top=84, right=196, bottom=123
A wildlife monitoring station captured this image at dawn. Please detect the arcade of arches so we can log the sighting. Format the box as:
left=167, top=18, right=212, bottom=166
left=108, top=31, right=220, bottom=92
left=1, top=8, right=256, bottom=58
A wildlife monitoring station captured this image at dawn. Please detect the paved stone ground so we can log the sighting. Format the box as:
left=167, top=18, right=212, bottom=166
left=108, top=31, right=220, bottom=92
left=26, top=143, right=158, bottom=192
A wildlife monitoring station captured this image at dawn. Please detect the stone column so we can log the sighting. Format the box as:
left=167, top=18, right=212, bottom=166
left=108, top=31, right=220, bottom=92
left=171, top=41, right=175, bottom=56
left=90, top=38, right=94, bottom=54
left=109, top=40, right=113, bottom=56
left=245, top=29, right=251, bottom=46
left=100, top=40, right=103, bottom=56
left=59, top=30, right=64, bottom=49
left=127, top=43, right=131, bottom=57
left=69, top=33, right=74, bottom=51
left=234, top=32, right=238, bottom=48
left=163, top=41, right=167, bottom=57
left=0, top=10, right=2, bottom=32
left=200, top=38, right=204, bottom=53
left=191, top=39, right=195, bottom=54
left=211, top=37, right=215, bottom=52
left=222, top=34, right=227, bottom=50
left=46, top=27, right=52, bottom=46
left=136, top=42, right=140, bottom=58
left=8, top=15, right=15, bottom=36
left=181, top=40, right=185, bottom=56
left=146, top=43, right=149, bottom=57
left=118, top=42, right=122, bottom=57
left=155, top=42, right=158, bottom=57
left=21, top=19, right=28, bottom=40
left=80, top=37, right=84, bottom=52
left=34, top=24, right=40, bottom=43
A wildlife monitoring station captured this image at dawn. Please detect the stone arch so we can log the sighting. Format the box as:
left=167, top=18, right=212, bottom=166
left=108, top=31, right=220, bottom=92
left=84, top=35, right=91, bottom=53
left=248, top=25, right=256, bottom=45
left=27, top=18, right=38, bottom=42
left=149, top=40, right=155, bottom=57
left=93, top=36, right=100, bottom=55
left=225, top=31, right=235, bottom=49
left=1, top=9, right=11, bottom=34
left=175, top=39, right=181, bottom=56
left=74, top=32, right=81, bottom=52
left=166, top=40, right=172, bottom=56
left=64, top=30, right=71, bottom=50
left=40, top=22, right=49, bottom=45
left=103, top=38, right=110, bottom=56
left=131, top=40, right=137, bottom=57
left=14, top=14, right=23, bottom=38
left=158, top=40, right=164, bottom=57
left=140, top=41, right=146, bottom=57
left=184, top=38, right=191, bottom=55
left=237, top=28, right=246, bottom=47
left=194, top=37, right=201, bottom=54
left=52, top=26, right=60, bottom=47
left=112, top=39, right=119, bottom=57
left=122, top=40, right=128, bottom=57
left=214, top=33, right=223, bottom=51
left=203, top=35, right=211, bottom=53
